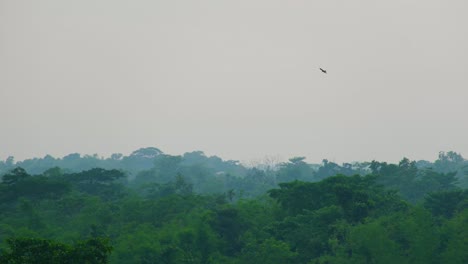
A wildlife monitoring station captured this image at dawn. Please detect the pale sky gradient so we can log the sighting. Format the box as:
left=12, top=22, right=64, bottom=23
left=1, top=0, right=467, bottom=163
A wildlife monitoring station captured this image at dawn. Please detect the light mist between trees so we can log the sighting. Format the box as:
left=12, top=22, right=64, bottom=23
left=0, top=148, right=467, bottom=263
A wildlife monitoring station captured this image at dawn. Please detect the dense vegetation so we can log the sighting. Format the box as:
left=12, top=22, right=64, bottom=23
left=0, top=149, right=467, bottom=263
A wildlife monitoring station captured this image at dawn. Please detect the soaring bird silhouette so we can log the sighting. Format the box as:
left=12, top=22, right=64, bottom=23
left=319, top=68, right=327, bottom=74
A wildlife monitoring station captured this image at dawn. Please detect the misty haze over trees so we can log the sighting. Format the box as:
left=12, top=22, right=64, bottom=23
left=1, top=148, right=467, bottom=263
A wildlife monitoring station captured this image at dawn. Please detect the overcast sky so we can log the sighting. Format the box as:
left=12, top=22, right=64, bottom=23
left=1, top=0, right=467, bottom=163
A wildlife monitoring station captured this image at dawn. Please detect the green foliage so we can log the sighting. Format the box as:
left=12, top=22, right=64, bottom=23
left=269, top=174, right=405, bottom=221
left=424, top=189, right=468, bottom=218
left=276, top=157, right=316, bottom=183
left=210, top=206, right=247, bottom=256
left=371, top=158, right=459, bottom=203
left=0, top=237, right=112, bottom=264
left=439, top=210, right=468, bottom=263
left=346, top=220, right=406, bottom=264
left=64, top=168, right=126, bottom=200
left=0, top=168, right=70, bottom=205
left=434, top=151, right=464, bottom=173
left=315, top=159, right=359, bottom=180
left=1, top=167, right=30, bottom=185
left=238, top=237, right=298, bottom=264
left=0, top=152, right=467, bottom=263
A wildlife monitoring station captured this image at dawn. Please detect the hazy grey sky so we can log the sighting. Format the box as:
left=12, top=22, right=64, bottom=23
left=1, top=0, right=467, bottom=163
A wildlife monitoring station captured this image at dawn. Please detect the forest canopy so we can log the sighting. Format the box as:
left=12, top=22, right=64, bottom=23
left=0, top=148, right=467, bottom=263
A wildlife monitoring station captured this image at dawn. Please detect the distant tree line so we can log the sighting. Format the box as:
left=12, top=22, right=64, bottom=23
left=0, top=149, right=467, bottom=263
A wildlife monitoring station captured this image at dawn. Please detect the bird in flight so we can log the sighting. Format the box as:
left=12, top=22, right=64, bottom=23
left=319, top=68, right=327, bottom=74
